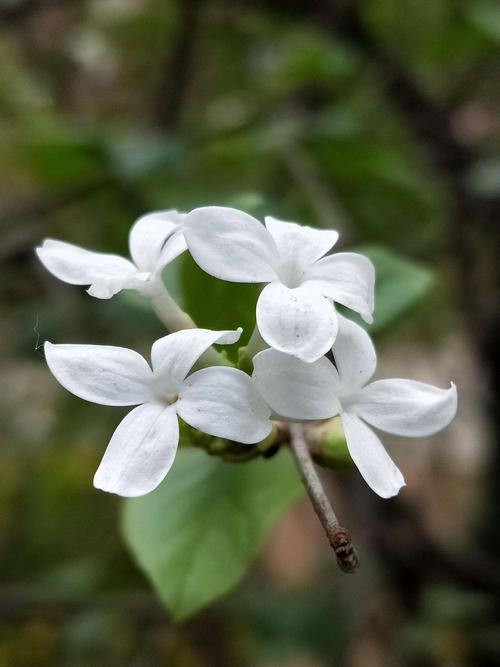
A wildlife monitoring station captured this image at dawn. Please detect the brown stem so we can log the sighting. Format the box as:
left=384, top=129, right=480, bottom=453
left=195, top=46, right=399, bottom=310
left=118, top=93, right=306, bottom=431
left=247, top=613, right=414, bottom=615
left=288, top=423, right=359, bottom=573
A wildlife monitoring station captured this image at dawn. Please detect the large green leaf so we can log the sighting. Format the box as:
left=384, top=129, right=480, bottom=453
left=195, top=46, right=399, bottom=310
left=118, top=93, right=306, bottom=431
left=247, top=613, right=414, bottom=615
left=122, top=448, right=302, bottom=620
left=355, top=245, right=434, bottom=333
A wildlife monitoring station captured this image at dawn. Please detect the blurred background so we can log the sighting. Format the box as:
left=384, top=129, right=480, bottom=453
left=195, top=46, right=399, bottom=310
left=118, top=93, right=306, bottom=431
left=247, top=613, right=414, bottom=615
left=1, top=0, right=500, bottom=665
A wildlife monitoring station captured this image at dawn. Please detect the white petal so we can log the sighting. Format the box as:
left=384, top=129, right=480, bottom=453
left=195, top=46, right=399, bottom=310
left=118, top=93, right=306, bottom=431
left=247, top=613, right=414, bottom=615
left=151, top=328, right=242, bottom=390
left=265, top=216, right=338, bottom=268
left=332, top=314, right=377, bottom=393
left=256, top=282, right=338, bottom=363
left=341, top=412, right=405, bottom=498
left=44, top=341, right=152, bottom=406
left=177, top=367, right=272, bottom=444
left=94, top=403, right=178, bottom=497
left=86, top=271, right=151, bottom=299
left=303, top=252, right=375, bottom=323
left=351, top=379, right=458, bottom=437
left=252, top=349, right=340, bottom=420
left=36, top=239, right=137, bottom=298
left=156, top=228, right=187, bottom=272
left=129, top=210, right=186, bottom=273
left=184, top=206, right=278, bottom=282
left=87, top=277, right=126, bottom=299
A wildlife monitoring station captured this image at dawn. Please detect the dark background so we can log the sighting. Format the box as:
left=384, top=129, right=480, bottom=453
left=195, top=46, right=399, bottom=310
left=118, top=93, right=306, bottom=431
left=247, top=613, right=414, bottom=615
left=1, top=1, right=500, bottom=665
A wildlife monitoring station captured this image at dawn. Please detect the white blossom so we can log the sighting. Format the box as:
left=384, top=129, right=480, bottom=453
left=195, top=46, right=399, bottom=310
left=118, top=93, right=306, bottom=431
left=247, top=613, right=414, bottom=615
left=252, top=315, right=457, bottom=498
left=36, top=210, right=186, bottom=299
left=184, top=207, right=374, bottom=362
left=44, top=328, right=272, bottom=497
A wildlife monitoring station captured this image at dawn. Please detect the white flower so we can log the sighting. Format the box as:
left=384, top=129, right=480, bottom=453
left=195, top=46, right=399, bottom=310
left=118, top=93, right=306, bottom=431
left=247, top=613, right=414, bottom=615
left=36, top=210, right=186, bottom=299
left=252, top=315, right=457, bottom=498
left=44, top=328, right=272, bottom=497
left=183, top=206, right=374, bottom=362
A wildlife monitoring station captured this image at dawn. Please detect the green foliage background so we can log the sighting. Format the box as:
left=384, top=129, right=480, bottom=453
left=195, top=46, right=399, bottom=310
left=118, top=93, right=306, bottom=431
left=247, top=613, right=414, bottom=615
left=1, top=0, right=499, bottom=665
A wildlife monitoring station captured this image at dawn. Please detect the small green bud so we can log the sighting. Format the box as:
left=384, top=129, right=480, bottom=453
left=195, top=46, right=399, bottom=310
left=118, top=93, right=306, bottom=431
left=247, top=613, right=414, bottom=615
left=308, top=418, right=355, bottom=470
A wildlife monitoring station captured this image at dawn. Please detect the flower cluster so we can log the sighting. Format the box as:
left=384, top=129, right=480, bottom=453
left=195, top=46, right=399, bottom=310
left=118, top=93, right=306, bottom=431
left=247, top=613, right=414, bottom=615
left=38, top=206, right=457, bottom=498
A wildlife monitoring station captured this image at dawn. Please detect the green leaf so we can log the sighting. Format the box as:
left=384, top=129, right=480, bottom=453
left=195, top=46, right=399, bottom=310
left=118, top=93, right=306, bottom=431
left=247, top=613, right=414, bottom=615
left=465, top=0, right=500, bottom=43
left=19, top=135, right=107, bottom=189
left=355, top=245, right=434, bottom=333
left=164, top=253, right=260, bottom=350
left=122, top=448, right=302, bottom=619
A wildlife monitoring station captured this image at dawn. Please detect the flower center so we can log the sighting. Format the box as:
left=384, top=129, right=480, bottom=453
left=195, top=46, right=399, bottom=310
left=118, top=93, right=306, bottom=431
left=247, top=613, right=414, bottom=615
left=153, top=388, right=179, bottom=406
left=275, top=259, right=304, bottom=289
left=165, top=392, right=179, bottom=405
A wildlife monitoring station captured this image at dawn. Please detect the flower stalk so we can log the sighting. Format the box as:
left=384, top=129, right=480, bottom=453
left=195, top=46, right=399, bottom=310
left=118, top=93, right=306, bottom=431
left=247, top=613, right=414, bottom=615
left=149, top=280, right=195, bottom=332
left=288, top=422, right=359, bottom=573
left=149, top=281, right=230, bottom=367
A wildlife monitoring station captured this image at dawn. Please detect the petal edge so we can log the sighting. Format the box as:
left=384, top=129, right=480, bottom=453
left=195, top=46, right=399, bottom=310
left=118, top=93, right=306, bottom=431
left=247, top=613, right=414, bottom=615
left=352, top=379, right=458, bottom=437
left=94, top=403, right=179, bottom=497
left=256, top=282, right=338, bottom=363
left=342, top=411, right=405, bottom=498
left=44, top=341, right=152, bottom=406
left=184, top=206, right=278, bottom=283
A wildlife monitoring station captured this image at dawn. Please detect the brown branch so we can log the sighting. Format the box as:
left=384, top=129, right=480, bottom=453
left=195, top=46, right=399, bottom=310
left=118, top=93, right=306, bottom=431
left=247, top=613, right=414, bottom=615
left=288, top=422, right=359, bottom=573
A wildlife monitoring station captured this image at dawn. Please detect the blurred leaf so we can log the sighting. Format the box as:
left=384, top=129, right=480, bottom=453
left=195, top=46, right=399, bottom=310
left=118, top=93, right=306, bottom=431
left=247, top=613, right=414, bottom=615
left=264, top=27, right=359, bottom=94
left=36, top=557, right=104, bottom=596
left=355, top=245, right=434, bottom=333
left=233, top=582, right=349, bottom=662
left=310, top=128, right=443, bottom=250
left=61, top=610, right=123, bottom=657
left=164, top=253, right=260, bottom=349
left=314, top=135, right=431, bottom=196
left=362, top=0, right=449, bottom=66
left=123, top=448, right=302, bottom=619
left=106, top=133, right=187, bottom=179
left=467, top=158, right=500, bottom=196
left=19, top=135, right=107, bottom=189
left=464, top=0, right=500, bottom=42
left=422, top=585, right=494, bottom=623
